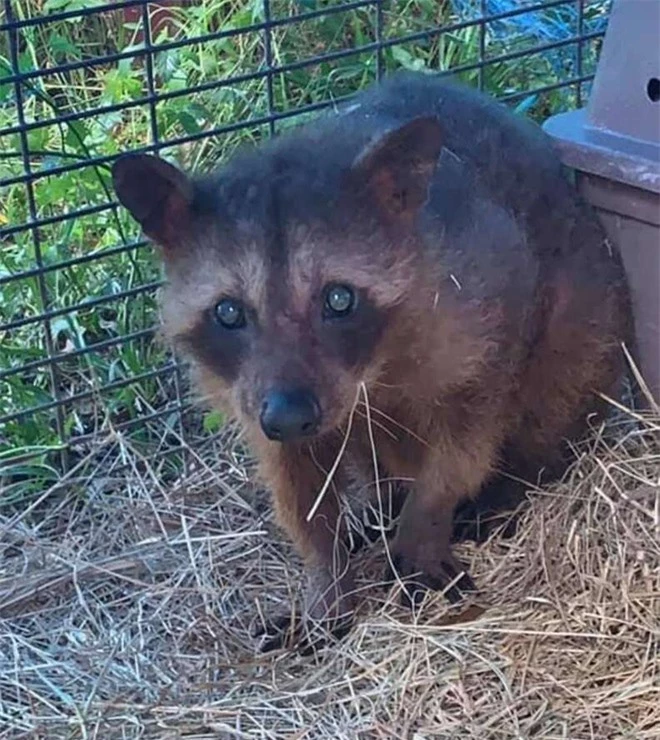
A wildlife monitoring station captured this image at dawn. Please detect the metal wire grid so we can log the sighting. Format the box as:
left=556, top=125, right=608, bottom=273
left=0, top=0, right=609, bottom=476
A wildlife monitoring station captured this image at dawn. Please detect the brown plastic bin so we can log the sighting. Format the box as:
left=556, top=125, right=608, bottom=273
left=543, top=0, right=660, bottom=404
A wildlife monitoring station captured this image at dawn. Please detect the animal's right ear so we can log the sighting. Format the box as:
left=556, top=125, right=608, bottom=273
left=111, top=153, right=193, bottom=249
left=348, top=116, right=443, bottom=227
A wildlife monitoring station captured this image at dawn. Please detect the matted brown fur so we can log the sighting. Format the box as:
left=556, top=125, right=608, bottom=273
left=112, top=71, right=634, bottom=651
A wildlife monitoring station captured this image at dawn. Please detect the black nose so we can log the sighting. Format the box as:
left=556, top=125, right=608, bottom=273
left=259, top=388, right=321, bottom=442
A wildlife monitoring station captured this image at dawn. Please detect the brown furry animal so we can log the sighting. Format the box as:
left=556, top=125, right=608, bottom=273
left=112, top=71, right=633, bottom=653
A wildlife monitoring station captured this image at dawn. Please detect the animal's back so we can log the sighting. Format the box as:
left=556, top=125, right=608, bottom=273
left=340, top=71, right=563, bottom=212
left=339, top=73, right=620, bottom=271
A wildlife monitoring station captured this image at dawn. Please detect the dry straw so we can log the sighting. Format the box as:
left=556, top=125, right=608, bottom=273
left=1, top=394, right=658, bottom=738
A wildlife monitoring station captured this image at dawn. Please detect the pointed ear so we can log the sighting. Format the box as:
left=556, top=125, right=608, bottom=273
left=349, top=116, right=443, bottom=223
left=111, top=153, right=193, bottom=247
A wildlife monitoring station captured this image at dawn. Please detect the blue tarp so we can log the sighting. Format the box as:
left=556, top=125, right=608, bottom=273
left=449, top=0, right=609, bottom=74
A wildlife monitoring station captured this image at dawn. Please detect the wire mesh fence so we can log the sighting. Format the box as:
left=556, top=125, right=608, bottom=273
left=0, top=0, right=611, bottom=496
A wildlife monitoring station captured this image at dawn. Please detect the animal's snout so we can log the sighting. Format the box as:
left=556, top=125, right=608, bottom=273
left=259, top=388, right=321, bottom=442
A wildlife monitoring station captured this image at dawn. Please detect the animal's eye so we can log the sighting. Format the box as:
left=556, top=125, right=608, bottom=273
left=214, top=298, right=246, bottom=329
left=323, top=284, right=356, bottom=319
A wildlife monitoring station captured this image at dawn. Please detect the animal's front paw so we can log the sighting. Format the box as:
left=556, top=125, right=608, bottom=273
left=452, top=501, right=521, bottom=543
left=251, top=611, right=300, bottom=653
left=252, top=568, right=357, bottom=655
left=452, top=479, right=526, bottom=543
left=251, top=609, right=354, bottom=655
left=383, top=548, right=477, bottom=608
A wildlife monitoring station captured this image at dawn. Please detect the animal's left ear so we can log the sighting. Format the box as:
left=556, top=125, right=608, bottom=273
left=348, top=116, right=443, bottom=223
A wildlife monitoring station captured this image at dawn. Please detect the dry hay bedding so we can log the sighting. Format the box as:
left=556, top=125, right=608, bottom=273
left=1, top=404, right=658, bottom=739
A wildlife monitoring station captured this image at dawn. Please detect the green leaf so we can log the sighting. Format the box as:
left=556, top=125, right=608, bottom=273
left=176, top=110, right=202, bottom=135
left=65, top=121, right=89, bottom=152
left=45, top=0, right=105, bottom=10
left=44, top=0, right=76, bottom=10
left=391, top=46, right=428, bottom=72
left=27, top=127, right=50, bottom=151
left=203, top=410, right=225, bottom=434
left=48, top=32, right=81, bottom=60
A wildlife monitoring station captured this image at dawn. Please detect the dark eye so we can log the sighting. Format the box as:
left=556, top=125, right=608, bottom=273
left=324, top=284, right=356, bottom=319
left=214, top=298, right=246, bottom=329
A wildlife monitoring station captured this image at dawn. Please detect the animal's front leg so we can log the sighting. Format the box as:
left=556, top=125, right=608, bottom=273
left=387, top=443, right=496, bottom=607
left=252, top=443, right=356, bottom=653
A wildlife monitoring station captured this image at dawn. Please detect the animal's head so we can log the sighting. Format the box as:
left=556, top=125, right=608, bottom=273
left=111, top=116, right=443, bottom=443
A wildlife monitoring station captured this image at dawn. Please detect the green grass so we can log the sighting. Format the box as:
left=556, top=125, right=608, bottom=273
left=0, top=0, right=608, bottom=504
